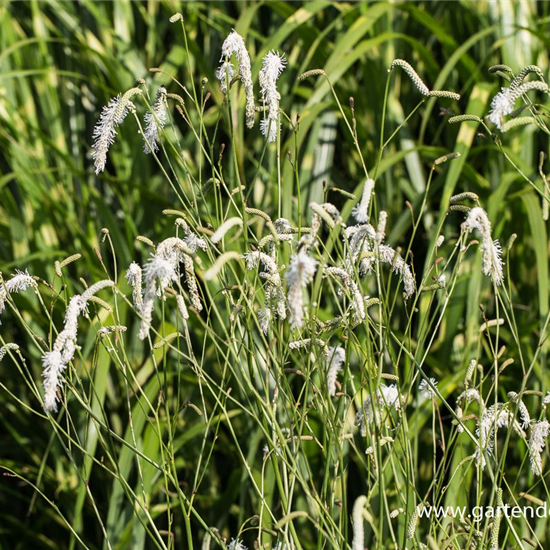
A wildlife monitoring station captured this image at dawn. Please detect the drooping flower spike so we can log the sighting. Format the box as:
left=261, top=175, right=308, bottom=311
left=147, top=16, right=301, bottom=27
left=462, top=207, right=504, bottom=286
left=217, top=30, right=255, bottom=128
left=259, top=50, right=286, bottom=142
left=92, top=87, right=142, bottom=174
left=143, top=86, right=167, bottom=154
left=42, top=280, right=115, bottom=413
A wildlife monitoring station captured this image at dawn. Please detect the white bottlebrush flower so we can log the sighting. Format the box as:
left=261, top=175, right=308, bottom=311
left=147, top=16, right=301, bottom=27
left=42, top=350, right=66, bottom=413
left=324, top=267, right=366, bottom=321
left=487, top=88, right=514, bottom=130
left=183, top=232, right=208, bottom=253
left=529, top=420, right=550, bottom=476
left=210, top=217, right=243, bottom=244
left=543, top=391, right=550, bottom=408
left=42, top=280, right=114, bottom=413
left=144, top=256, right=178, bottom=296
left=125, top=261, right=143, bottom=311
left=91, top=87, right=141, bottom=174
left=456, top=388, right=482, bottom=407
left=286, top=250, right=318, bottom=329
left=218, top=30, right=255, bottom=128
left=216, top=61, right=235, bottom=93
left=360, top=244, right=416, bottom=299
left=462, top=207, right=504, bottom=286
left=507, top=391, right=531, bottom=429
left=138, top=237, right=193, bottom=340
left=419, top=377, right=438, bottom=402
left=245, top=251, right=285, bottom=322
left=352, top=178, right=375, bottom=223
left=143, top=86, right=167, bottom=154
left=345, top=223, right=376, bottom=265
left=244, top=250, right=279, bottom=276
left=376, top=211, right=387, bottom=244
left=0, top=269, right=38, bottom=316
left=475, top=404, right=524, bottom=469
left=488, top=81, right=548, bottom=130
left=326, top=346, right=345, bottom=397
left=257, top=307, right=271, bottom=335
left=176, top=294, right=189, bottom=320
left=355, top=384, right=401, bottom=437
left=259, top=50, right=286, bottom=142
left=351, top=495, right=367, bottom=550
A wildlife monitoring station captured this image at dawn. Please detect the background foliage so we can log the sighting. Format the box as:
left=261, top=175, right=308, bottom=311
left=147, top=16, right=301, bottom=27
left=1, top=1, right=550, bottom=549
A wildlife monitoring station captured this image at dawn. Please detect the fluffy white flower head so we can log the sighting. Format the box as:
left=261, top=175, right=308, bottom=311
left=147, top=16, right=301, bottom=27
left=463, top=207, right=504, bottom=285
left=286, top=250, right=317, bottom=329
left=259, top=50, right=286, bottom=142
left=529, top=420, right=550, bottom=476
left=326, top=346, right=345, bottom=397
left=286, top=250, right=318, bottom=288
left=218, top=30, right=255, bottom=128
left=143, top=86, right=167, bottom=154
left=352, top=178, right=375, bottom=223
left=488, top=87, right=514, bottom=130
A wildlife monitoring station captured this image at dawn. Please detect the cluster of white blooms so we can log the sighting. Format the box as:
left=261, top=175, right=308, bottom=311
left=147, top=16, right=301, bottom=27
left=0, top=269, right=38, bottom=317
left=42, top=280, right=114, bottom=413
left=259, top=51, right=286, bottom=142
left=487, top=87, right=514, bottom=129
left=455, top=388, right=483, bottom=431
left=216, top=61, right=235, bottom=93
left=344, top=197, right=416, bottom=302
left=326, top=346, right=345, bottom=397
left=126, top=261, right=143, bottom=311
left=126, top=234, right=205, bottom=341
left=507, top=391, right=531, bottom=429
left=324, top=267, right=366, bottom=321
left=355, top=384, right=401, bottom=437
left=176, top=294, right=189, bottom=320
left=345, top=223, right=377, bottom=265
left=286, top=249, right=318, bottom=329
left=244, top=250, right=286, bottom=332
left=217, top=30, right=255, bottom=128
left=475, top=403, right=524, bottom=469
left=352, top=178, right=375, bottom=223
left=92, top=87, right=142, bottom=174
left=359, top=244, right=416, bottom=299
left=488, top=79, right=548, bottom=129
left=529, top=420, right=550, bottom=476
left=462, top=207, right=504, bottom=286
left=143, top=86, right=167, bottom=154
left=454, top=387, right=550, bottom=476
left=376, top=211, right=387, bottom=244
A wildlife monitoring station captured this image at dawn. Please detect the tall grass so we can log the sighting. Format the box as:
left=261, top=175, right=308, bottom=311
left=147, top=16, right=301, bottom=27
left=2, top=2, right=550, bottom=549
